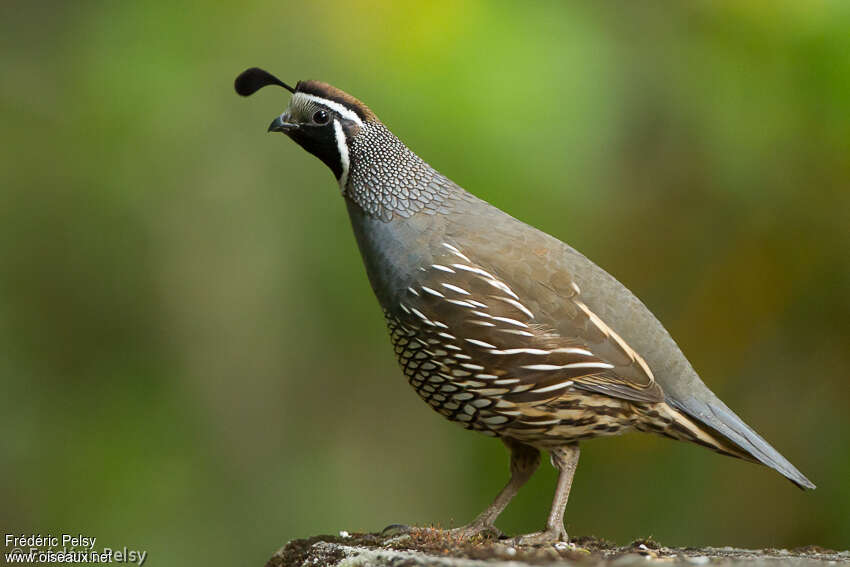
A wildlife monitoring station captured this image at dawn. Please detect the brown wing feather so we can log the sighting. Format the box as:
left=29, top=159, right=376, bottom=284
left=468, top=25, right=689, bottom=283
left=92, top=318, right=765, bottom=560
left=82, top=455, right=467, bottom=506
left=397, top=243, right=664, bottom=404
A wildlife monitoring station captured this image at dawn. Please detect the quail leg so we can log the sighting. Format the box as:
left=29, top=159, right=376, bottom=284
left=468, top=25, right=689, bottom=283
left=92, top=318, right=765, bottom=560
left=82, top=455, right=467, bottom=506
left=446, top=438, right=541, bottom=539
left=513, top=443, right=580, bottom=545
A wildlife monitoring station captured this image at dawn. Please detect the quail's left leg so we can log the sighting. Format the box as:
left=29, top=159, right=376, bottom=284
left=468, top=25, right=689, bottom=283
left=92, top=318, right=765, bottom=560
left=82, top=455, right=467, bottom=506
left=447, top=437, right=541, bottom=539
left=382, top=438, right=540, bottom=540
left=513, top=443, right=580, bottom=545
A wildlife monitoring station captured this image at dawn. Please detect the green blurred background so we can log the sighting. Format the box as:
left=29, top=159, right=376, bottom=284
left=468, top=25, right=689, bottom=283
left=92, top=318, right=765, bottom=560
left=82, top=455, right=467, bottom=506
left=2, top=1, right=848, bottom=564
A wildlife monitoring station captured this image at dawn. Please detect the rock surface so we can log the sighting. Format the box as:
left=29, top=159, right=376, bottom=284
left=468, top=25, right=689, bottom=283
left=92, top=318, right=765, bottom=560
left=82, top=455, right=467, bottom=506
left=265, top=531, right=849, bottom=567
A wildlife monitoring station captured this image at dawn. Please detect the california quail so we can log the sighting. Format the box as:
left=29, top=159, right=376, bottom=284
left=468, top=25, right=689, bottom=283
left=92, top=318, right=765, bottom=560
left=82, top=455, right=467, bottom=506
left=235, top=68, right=815, bottom=544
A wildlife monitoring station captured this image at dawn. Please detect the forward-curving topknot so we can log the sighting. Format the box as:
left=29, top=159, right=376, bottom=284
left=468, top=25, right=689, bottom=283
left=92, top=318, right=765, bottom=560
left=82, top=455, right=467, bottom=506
left=296, top=80, right=378, bottom=123
left=235, top=67, right=295, bottom=96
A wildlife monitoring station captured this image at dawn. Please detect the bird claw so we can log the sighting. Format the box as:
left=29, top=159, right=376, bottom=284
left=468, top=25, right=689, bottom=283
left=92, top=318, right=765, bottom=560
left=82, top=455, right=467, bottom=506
left=511, top=526, right=568, bottom=546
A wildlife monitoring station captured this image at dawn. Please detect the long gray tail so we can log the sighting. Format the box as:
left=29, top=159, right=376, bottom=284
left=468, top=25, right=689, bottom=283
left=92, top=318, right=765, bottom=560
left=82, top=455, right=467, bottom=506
left=665, top=393, right=815, bottom=490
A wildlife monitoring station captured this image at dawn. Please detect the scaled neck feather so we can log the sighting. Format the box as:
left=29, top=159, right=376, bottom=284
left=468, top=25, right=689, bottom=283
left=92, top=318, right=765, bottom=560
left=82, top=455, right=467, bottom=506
left=344, top=122, right=467, bottom=222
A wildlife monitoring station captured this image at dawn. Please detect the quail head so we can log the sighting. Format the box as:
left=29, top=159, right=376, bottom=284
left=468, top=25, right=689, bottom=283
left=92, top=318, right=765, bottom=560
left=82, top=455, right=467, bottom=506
left=235, top=67, right=814, bottom=544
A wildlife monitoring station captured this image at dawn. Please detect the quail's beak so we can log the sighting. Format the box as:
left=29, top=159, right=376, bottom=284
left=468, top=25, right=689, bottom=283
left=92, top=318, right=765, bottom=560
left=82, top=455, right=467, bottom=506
left=268, top=114, right=299, bottom=133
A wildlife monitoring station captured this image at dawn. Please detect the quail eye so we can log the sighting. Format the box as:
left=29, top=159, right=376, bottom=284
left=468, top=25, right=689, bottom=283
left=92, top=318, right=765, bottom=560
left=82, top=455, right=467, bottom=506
left=312, top=109, right=329, bottom=124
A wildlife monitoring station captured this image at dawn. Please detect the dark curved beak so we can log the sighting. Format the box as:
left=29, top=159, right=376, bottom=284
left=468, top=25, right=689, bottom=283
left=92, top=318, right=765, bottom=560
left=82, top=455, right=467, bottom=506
left=268, top=115, right=299, bottom=133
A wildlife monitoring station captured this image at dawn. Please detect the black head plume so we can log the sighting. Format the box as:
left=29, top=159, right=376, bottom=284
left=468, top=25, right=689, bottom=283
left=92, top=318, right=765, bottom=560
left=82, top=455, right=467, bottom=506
left=234, top=67, right=295, bottom=96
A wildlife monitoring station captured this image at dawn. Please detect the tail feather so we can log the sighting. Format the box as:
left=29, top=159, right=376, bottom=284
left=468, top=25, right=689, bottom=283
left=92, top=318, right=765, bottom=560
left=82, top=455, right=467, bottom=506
left=666, top=395, right=816, bottom=490
left=654, top=405, right=757, bottom=462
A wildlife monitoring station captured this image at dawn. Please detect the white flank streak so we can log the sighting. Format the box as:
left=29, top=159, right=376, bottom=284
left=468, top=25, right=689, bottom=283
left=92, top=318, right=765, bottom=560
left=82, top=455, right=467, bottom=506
left=491, top=296, right=535, bottom=318
left=441, top=283, right=470, bottom=295
left=332, top=119, right=350, bottom=191
left=460, top=363, right=485, bottom=371
left=432, top=320, right=448, bottom=329
left=550, top=347, right=594, bottom=356
left=484, top=278, right=520, bottom=300
left=294, top=93, right=364, bottom=127
left=407, top=287, right=419, bottom=296
left=490, top=315, right=528, bottom=328
left=442, top=243, right=472, bottom=262
left=522, top=362, right=614, bottom=371
left=451, top=264, right=496, bottom=279
left=431, top=264, right=454, bottom=273
left=399, top=304, right=410, bottom=314
left=410, top=307, right=430, bottom=322
left=446, top=299, right=476, bottom=308
left=467, top=320, right=496, bottom=327
left=493, top=378, right=520, bottom=385
left=465, top=338, right=497, bottom=349
left=490, top=348, right=550, bottom=355
left=420, top=286, right=444, bottom=297
left=437, top=332, right=456, bottom=340
left=521, top=364, right=562, bottom=371
left=475, top=373, right=498, bottom=379
left=571, top=282, right=581, bottom=294
left=499, top=329, right=535, bottom=337
left=531, top=381, right=575, bottom=394
left=468, top=299, right=488, bottom=308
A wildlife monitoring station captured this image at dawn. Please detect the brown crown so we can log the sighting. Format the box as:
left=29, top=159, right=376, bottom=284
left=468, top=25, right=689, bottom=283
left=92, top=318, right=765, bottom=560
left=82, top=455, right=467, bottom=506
left=295, top=80, right=378, bottom=123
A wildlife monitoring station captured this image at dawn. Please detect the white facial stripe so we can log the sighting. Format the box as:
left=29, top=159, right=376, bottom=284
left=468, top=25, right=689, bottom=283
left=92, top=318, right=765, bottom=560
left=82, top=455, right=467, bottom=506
left=333, top=119, right=350, bottom=190
left=294, top=93, right=364, bottom=127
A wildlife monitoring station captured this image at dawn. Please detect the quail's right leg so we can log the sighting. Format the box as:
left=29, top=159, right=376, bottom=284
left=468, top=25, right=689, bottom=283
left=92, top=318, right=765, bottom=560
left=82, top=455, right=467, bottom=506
left=447, top=437, right=541, bottom=539
left=512, top=443, right=580, bottom=545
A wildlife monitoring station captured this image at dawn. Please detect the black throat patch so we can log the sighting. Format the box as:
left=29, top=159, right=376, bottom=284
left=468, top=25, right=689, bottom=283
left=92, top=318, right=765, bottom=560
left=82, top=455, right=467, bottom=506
left=287, top=124, right=344, bottom=181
